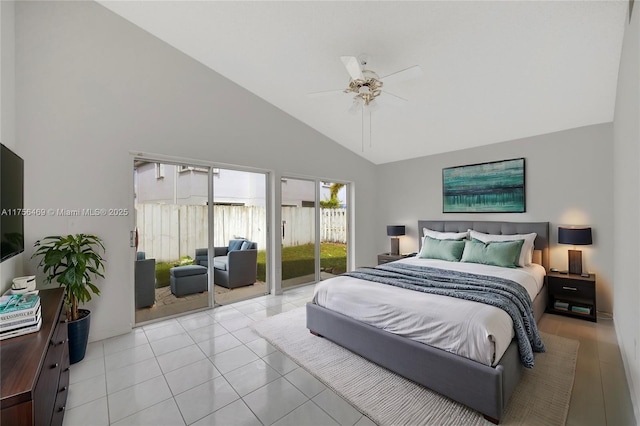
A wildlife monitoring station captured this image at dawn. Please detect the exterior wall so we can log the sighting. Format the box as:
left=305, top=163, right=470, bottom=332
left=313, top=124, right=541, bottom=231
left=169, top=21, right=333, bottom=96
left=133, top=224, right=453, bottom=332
left=136, top=163, right=346, bottom=208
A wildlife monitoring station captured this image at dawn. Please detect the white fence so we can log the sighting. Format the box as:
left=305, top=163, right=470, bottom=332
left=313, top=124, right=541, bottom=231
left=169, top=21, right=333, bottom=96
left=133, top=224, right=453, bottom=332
left=136, top=204, right=346, bottom=262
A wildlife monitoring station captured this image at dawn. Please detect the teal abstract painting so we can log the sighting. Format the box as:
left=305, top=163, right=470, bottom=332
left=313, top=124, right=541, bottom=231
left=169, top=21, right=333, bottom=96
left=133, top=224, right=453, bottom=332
left=443, top=158, right=525, bottom=213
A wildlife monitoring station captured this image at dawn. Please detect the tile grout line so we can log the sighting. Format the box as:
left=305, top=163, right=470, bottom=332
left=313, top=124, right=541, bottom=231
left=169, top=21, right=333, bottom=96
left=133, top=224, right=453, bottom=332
left=70, top=287, right=320, bottom=425
left=102, top=341, right=111, bottom=426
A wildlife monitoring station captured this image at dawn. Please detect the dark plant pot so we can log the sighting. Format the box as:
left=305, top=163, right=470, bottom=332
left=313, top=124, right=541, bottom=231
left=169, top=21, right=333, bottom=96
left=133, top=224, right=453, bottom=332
left=68, top=309, right=91, bottom=365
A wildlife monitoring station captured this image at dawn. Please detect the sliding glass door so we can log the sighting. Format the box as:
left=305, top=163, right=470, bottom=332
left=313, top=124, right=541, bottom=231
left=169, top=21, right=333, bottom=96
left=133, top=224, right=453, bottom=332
left=319, top=181, right=348, bottom=281
left=280, top=177, right=349, bottom=289
left=211, top=168, right=268, bottom=305
left=133, top=160, right=210, bottom=324
left=281, top=178, right=317, bottom=289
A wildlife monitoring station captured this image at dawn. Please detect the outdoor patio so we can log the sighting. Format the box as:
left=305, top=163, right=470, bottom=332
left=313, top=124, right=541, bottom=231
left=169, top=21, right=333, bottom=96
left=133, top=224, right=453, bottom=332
left=135, top=281, right=268, bottom=324
left=134, top=270, right=339, bottom=324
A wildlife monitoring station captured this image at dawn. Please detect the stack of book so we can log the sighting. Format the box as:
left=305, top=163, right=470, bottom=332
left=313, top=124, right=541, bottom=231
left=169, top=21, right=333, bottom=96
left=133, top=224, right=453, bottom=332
left=571, top=305, right=591, bottom=316
left=0, top=293, right=42, bottom=340
left=554, top=300, right=569, bottom=311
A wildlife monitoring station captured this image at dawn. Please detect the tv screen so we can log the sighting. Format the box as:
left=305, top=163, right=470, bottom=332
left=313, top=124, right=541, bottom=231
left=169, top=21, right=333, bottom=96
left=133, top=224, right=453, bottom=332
left=1, top=143, right=24, bottom=262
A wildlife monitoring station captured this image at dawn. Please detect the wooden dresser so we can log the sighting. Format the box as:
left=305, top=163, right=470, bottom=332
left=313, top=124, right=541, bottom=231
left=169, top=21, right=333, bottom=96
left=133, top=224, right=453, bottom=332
left=1, top=288, right=69, bottom=426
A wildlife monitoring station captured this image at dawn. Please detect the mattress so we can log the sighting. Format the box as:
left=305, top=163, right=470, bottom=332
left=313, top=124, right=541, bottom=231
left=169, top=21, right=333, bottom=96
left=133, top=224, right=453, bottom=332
left=312, top=257, right=546, bottom=366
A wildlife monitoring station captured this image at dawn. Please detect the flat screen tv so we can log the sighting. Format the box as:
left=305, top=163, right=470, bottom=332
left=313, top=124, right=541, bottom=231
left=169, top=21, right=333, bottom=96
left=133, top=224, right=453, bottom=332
left=1, top=143, right=24, bottom=262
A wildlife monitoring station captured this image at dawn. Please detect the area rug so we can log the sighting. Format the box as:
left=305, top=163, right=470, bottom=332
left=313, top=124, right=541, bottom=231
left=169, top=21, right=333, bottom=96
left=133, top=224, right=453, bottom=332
left=252, top=307, right=579, bottom=426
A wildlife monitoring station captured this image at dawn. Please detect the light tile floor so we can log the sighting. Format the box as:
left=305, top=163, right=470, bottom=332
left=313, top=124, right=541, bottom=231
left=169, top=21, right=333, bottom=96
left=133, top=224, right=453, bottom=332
left=538, top=313, right=636, bottom=426
left=64, top=284, right=636, bottom=426
left=63, top=285, right=375, bottom=426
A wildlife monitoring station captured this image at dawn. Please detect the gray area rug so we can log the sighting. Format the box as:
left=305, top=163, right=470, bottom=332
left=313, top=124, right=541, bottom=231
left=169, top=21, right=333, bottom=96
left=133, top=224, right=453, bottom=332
left=252, top=307, right=578, bottom=426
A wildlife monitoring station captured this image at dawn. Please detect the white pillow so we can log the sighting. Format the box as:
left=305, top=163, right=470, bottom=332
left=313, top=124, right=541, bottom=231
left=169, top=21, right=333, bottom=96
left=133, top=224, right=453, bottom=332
left=423, top=228, right=468, bottom=240
left=469, top=230, right=537, bottom=267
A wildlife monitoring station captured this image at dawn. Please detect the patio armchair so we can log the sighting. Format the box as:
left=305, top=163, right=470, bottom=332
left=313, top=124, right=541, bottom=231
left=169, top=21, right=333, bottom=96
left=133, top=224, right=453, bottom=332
left=195, top=239, right=258, bottom=289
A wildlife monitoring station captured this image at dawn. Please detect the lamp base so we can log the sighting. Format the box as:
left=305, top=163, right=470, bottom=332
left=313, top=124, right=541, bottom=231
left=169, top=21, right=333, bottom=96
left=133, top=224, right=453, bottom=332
left=390, top=237, right=400, bottom=256
left=568, top=249, right=582, bottom=275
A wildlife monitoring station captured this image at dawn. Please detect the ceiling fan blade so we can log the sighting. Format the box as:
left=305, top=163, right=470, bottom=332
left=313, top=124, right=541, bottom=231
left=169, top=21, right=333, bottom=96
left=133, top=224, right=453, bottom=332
left=307, top=89, right=344, bottom=98
left=377, top=91, right=408, bottom=108
left=341, top=56, right=364, bottom=81
left=380, top=65, right=423, bottom=85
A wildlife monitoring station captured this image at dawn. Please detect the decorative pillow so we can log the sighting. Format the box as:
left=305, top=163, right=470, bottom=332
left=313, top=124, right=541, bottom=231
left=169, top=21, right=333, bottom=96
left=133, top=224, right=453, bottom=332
left=228, top=239, right=245, bottom=251
left=418, top=236, right=466, bottom=262
left=460, top=239, right=524, bottom=268
left=469, top=230, right=536, bottom=267
left=423, top=228, right=468, bottom=240
left=240, top=241, right=253, bottom=250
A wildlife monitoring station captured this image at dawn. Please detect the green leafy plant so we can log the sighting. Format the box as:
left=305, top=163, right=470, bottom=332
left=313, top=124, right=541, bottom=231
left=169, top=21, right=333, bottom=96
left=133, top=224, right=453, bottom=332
left=178, top=255, right=194, bottom=266
left=319, top=183, right=345, bottom=209
left=32, top=234, right=106, bottom=321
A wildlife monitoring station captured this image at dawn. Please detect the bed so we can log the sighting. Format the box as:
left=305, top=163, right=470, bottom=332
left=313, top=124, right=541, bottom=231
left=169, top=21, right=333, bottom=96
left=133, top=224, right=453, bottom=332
left=306, top=220, right=549, bottom=424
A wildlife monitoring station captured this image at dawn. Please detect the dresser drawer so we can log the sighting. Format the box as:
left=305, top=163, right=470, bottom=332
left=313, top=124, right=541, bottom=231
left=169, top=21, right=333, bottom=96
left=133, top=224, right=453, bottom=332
left=52, top=318, right=68, bottom=348
left=34, top=348, right=62, bottom=425
left=1, top=289, right=68, bottom=426
left=50, top=345, right=69, bottom=426
left=33, top=319, right=67, bottom=426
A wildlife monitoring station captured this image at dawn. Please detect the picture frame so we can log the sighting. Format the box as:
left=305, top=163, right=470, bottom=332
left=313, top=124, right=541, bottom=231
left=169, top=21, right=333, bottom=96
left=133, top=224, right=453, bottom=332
left=442, top=158, right=525, bottom=213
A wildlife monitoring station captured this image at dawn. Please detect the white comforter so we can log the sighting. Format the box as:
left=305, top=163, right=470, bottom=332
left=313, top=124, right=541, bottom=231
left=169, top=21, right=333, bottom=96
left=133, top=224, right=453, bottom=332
left=312, top=258, right=546, bottom=366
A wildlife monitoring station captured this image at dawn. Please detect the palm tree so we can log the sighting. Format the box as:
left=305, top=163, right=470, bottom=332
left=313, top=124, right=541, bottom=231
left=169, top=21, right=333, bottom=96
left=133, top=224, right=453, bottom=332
left=320, top=183, right=345, bottom=208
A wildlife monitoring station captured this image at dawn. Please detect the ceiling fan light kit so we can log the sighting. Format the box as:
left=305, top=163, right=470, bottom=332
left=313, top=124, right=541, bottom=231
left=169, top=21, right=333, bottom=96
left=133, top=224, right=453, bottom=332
left=344, top=69, right=384, bottom=106
left=309, top=55, right=422, bottom=150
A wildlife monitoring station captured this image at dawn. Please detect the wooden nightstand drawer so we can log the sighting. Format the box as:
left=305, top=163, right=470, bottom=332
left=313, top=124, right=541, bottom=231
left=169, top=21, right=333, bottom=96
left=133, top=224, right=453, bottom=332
left=548, top=279, right=595, bottom=299
left=546, top=272, right=597, bottom=322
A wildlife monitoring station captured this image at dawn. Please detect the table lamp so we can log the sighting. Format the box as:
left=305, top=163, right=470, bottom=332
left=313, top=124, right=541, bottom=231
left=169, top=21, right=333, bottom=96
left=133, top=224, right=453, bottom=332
left=387, top=225, right=405, bottom=256
left=558, top=226, right=592, bottom=275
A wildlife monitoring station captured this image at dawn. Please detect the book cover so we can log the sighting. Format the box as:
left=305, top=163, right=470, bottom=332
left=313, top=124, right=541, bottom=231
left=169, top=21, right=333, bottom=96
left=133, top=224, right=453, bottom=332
left=571, top=306, right=591, bottom=314
left=0, top=293, right=40, bottom=314
left=0, top=299, right=41, bottom=322
left=554, top=301, right=569, bottom=311
left=0, top=317, right=42, bottom=340
left=0, top=306, right=41, bottom=332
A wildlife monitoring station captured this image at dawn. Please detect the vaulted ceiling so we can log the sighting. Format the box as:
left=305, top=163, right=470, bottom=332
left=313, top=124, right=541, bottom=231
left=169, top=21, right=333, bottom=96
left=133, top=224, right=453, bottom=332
left=98, top=1, right=627, bottom=164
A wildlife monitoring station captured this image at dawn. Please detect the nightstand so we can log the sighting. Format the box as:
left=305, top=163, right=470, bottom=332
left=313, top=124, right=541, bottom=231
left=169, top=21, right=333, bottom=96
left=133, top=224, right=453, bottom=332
left=377, top=253, right=411, bottom=265
left=546, top=272, right=597, bottom=322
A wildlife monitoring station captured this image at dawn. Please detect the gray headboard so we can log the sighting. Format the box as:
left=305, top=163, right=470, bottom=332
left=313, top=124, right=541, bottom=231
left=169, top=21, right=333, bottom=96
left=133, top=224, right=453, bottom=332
left=418, top=220, right=550, bottom=271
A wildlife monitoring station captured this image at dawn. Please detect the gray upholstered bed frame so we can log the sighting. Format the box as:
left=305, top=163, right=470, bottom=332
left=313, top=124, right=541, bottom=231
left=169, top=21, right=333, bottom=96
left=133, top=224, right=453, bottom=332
left=306, top=220, right=549, bottom=424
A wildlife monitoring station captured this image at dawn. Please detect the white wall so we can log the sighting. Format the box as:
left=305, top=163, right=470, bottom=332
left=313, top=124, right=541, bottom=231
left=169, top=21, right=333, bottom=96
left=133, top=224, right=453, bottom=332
left=15, top=1, right=377, bottom=341
left=0, top=0, right=22, bottom=294
left=375, top=123, right=614, bottom=313
left=613, top=3, right=640, bottom=420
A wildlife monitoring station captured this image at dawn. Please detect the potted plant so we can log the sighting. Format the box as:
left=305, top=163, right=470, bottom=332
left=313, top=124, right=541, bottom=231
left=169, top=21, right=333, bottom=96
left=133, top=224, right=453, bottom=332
left=32, top=234, right=105, bottom=364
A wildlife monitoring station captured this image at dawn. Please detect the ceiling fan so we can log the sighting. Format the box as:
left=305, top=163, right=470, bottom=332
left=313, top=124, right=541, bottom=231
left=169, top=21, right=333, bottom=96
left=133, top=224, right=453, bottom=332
left=308, top=55, right=423, bottom=148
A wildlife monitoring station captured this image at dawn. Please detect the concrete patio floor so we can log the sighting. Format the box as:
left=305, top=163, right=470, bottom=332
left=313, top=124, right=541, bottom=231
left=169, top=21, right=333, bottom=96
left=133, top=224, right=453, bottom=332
left=135, top=271, right=337, bottom=324
left=135, top=281, right=268, bottom=324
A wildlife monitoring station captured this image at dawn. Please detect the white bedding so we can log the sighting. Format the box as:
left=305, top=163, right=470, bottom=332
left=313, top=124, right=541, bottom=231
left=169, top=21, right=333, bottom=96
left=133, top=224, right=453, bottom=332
left=312, top=258, right=546, bottom=366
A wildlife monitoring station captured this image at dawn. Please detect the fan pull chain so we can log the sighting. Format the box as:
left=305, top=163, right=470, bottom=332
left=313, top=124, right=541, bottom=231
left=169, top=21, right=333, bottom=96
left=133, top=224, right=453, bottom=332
left=369, top=108, right=372, bottom=148
left=361, top=106, right=365, bottom=152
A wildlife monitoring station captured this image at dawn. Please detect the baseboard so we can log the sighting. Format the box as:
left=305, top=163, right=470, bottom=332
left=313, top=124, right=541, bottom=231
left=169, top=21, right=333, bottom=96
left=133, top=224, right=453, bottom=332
left=88, top=324, right=133, bottom=343
left=614, top=316, right=640, bottom=425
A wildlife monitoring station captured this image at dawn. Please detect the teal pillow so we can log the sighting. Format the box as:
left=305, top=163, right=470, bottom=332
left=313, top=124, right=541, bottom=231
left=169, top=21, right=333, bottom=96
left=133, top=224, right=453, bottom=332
left=418, top=236, right=466, bottom=262
left=471, top=238, right=525, bottom=268
left=228, top=239, right=245, bottom=251
left=461, top=239, right=524, bottom=268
